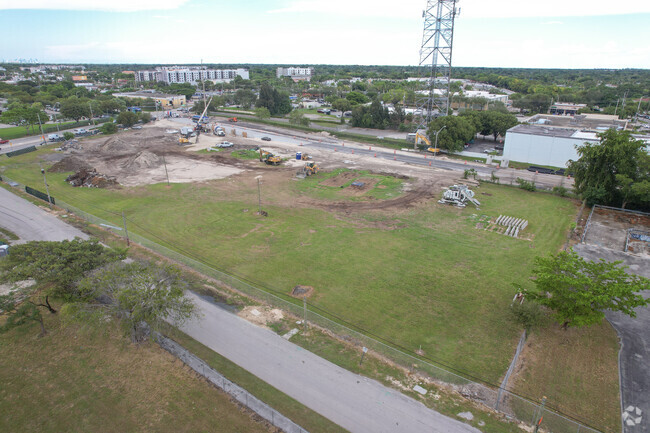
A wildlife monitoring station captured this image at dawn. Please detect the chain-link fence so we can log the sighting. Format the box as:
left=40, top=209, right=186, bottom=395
left=157, top=333, right=309, bottom=433
left=1, top=175, right=604, bottom=433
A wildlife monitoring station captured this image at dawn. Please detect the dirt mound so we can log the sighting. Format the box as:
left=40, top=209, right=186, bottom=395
left=99, top=136, right=132, bottom=153
left=48, top=156, right=91, bottom=173
left=66, top=168, right=118, bottom=188
left=123, top=150, right=162, bottom=170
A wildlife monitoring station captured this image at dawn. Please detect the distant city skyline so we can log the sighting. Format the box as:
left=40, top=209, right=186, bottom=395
left=0, top=0, right=648, bottom=69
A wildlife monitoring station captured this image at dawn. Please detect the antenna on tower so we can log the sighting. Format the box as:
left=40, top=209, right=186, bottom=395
left=415, top=0, right=459, bottom=132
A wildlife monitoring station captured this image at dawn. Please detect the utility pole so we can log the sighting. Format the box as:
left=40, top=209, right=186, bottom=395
left=533, top=396, right=547, bottom=433
left=303, top=296, right=307, bottom=332
left=40, top=168, right=52, bottom=208
left=614, top=98, right=620, bottom=116
left=122, top=211, right=130, bottom=246
left=257, top=177, right=262, bottom=214
left=635, top=96, right=645, bottom=123
left=162, top=154, right=170, bottom=186
left=88, top=102, right=96, bottom=126
left=36, top=112, right=45, bottom=143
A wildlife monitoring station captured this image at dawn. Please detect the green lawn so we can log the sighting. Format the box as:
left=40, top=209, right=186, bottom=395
left=0, top=308, right=272, bottom=433
left=0, top=147, right=576, bottom=385
left=1, top=145, right=621, bottom=430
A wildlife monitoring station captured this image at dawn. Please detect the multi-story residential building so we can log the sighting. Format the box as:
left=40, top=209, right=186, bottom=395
left=135, top=67, right=249, bottom=85
left=276, top=67, right=314, bottom=81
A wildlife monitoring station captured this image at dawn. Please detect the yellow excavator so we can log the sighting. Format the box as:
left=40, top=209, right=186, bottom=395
left=259, top=149, right=282, bottom=165
left=416, top=132, right=440, bottom=154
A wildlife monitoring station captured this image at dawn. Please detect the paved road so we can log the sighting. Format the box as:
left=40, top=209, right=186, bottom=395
left=574, top=244, right=649, bottom=433
left=174, top=116, right=570, bottom=190
left=0, top=186, right=88, bottom=243
left=180, top=292, right=481, bottom=433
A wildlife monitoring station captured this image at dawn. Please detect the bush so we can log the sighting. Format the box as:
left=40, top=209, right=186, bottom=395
left=101, top=122, right=117, bottom=135
left=552, top=185, right=568, bottom=197
left=516, top=177, right=537, bottom=191
left=63, top=131, right=75, bottom=141
left=463, top=168, right=477, bottom=180
left=510, top=301, right=545, bottom=332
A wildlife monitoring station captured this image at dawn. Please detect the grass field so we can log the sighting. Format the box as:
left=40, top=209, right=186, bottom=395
left=0, top=147, right=575, bottom=384
left=510, top=322, right=621, bottom=433
left=0, top=145, right=621, bottom=430
left=0, top=307, right=272, bottom=433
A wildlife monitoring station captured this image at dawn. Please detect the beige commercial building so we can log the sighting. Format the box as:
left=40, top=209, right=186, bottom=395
left=113, top=91, right=187, bottom=109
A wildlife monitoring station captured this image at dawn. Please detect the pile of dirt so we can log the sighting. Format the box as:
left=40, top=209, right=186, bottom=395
left=66, top=168, right=118, bottom=188
left=123, top=150, right=162, bottom=170
left=99, top=136, right=132, bottom=154
left=48, top=156, right=91, bottom=173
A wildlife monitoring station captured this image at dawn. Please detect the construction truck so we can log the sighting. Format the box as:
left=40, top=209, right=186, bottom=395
left=213, top=125, right=225, bottom=136
left=259, top=149, right=282, bottom=165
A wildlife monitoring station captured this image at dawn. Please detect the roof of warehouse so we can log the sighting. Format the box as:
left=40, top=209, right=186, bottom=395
left=507, top=124, right=599, bottom=140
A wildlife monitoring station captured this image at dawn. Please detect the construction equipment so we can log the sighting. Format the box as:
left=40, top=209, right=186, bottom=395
left=228, top=117, right=238, bottom=122
left=259, top=149, right=281, bottom=165
left=303, top=162, right=319, bottom=176
left=296, top=162, right=319, bottom=178
left=438, top=184, right=480, bottom=208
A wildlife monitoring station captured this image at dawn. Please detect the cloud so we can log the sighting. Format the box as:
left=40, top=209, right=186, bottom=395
left=0, top=0, right=190, bottom=12
left=268, top=0, right=650, bottom=19
left=541, top=21, right=563, bottom=25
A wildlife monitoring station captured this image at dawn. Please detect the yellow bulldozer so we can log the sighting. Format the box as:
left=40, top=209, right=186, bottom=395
left=259, top=149, right=282, bottom=165
left=297, top=162, right=319, bottom=178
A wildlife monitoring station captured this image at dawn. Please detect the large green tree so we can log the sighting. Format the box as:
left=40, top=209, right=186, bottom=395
left=60, top=96, right=91, bottom=122
left=526, top=250, right=649, bottom=329
left=73, top=261, right=196, bottom=342
left=426, top=115, right=476, bottom=152
left=0, top=240, right=123, bottom=301
left=569, top=130, right=650, bottom=209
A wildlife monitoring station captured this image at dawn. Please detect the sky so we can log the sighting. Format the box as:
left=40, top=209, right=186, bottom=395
left=0, top=0, right=649, bottom=69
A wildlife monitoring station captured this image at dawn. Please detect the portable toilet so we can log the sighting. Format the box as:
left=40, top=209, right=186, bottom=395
left=296, top=152, right=302, bottom=160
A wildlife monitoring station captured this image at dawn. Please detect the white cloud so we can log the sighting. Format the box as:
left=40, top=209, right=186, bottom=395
left=0, top=0, right=190, bottom=12
left=268, top=0, right=650, bottom=19
left=541, top=21, right=563, bottom=25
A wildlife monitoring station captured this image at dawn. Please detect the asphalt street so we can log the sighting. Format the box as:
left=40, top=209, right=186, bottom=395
left=0, top=186, right=88, bottom=243
left=180, top=292, right=481, bottom=433
left=574, top=243, right=649, bottom=433
left=172, top=116, right=570, bottom=190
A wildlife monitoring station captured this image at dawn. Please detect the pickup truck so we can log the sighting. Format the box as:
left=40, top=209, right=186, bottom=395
left=48, top=134, right=63, bottom=142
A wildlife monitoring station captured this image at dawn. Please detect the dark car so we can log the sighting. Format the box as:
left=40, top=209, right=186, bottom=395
left=261, top=136, right=271, bottom=141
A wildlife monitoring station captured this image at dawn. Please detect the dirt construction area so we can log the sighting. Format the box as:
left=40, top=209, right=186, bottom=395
left=583, top=205, right=650, bottom=257
left=47, top=119, right=464, bottom=211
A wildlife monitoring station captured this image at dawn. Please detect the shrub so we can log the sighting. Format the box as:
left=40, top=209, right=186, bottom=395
left=510, top=301, right=546, bottom=332
left=516, top=177, right=537, bottom=191
left=101, top=122, right=117, bottom=134
left=552, top=185, right=568, bottom=197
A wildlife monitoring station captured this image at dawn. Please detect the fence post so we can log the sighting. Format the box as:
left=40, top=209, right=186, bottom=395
left=122, top=211, right=130, bottom=246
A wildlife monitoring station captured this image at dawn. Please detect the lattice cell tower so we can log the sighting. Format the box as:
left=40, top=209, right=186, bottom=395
left=416, top=0, right=459, bottom=131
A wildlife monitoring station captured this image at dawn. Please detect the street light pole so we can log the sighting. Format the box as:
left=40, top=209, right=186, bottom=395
left=40, top=168, right=52, bottom=208
left=433, top=125, right=446, bottom=156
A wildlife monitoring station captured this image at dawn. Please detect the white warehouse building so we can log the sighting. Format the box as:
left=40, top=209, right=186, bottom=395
left=502, top=124, right=599, bottom=168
